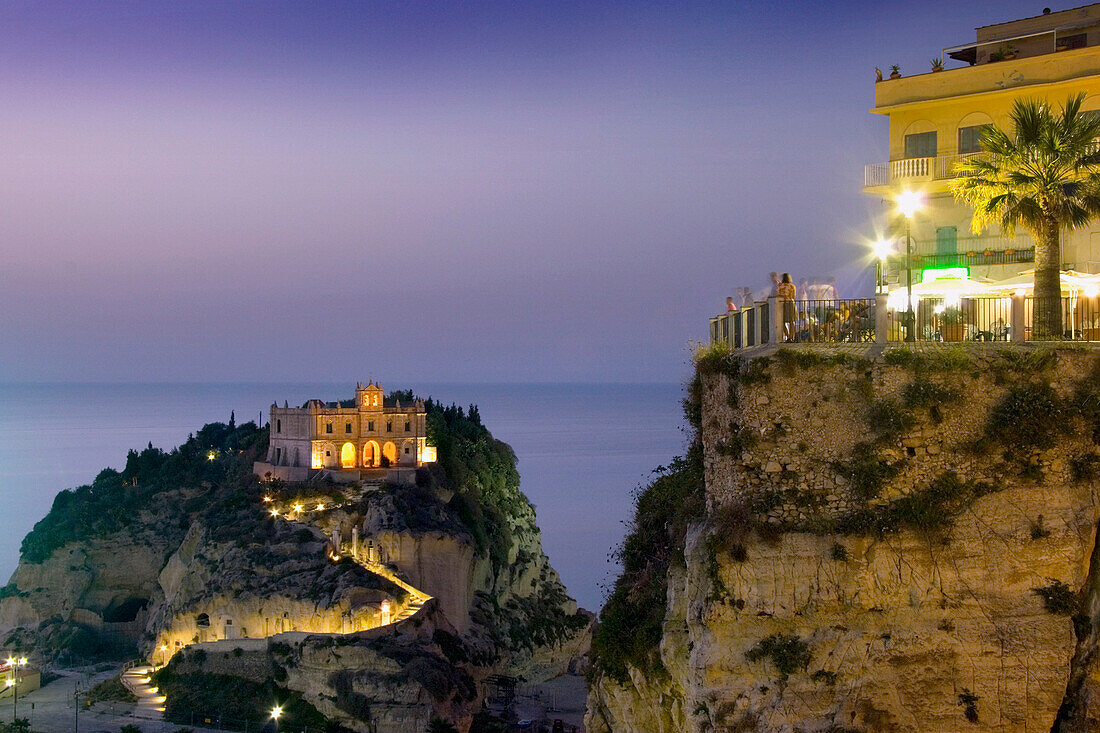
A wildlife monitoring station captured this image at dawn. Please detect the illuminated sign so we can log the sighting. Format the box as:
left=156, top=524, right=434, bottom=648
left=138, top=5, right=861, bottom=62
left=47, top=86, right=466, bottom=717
left=921, top=266, right=969, bottom=283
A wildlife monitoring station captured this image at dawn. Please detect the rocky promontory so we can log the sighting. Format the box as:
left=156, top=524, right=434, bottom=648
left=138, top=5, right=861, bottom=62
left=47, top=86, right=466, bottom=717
left=587, top=345, right=1100, bottom=733
left=0, top=398, right=590, bottom=732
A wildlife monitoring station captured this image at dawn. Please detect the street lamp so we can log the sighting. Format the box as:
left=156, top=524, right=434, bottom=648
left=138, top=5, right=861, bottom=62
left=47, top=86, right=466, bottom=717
left=872, top=239, right=893, bottom=293
left=271, top=704, right=283, bottom=732
left=897, top=190, right=923, bottom=341
left=7, top=656, right=26, bottom=723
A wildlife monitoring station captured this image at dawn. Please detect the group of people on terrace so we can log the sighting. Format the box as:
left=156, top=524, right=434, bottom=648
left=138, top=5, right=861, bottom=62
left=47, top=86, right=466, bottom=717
left=725, top=272, right=872, bottom=343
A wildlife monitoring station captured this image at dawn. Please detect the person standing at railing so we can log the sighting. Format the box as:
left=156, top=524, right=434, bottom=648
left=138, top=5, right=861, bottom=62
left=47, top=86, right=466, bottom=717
left=726, top=296, right=738, bottom=313
left=777, top=273, right=797, bottom=342
left=797, top=278, right=810, bottom=333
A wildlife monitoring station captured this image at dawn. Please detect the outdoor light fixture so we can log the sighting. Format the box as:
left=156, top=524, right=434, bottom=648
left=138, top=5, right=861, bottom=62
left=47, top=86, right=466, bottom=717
left=262, top=496, right=273, bottom=503
left=1086, top=285, right=1100, bottom=298
left=897, top=190, right=923, bottom=218
left=316, top=503, right=325, bottom=511
left=871, top=239, right=893, bottom=293
left=872, top=239, right=893, bottom=260
left=896, top=190, right=924, bottom=341
left=293, top=504, right=303, bottom=513
left=271, top=705, right=283, bottom=732
left=270, top=509, right=279, bottom=517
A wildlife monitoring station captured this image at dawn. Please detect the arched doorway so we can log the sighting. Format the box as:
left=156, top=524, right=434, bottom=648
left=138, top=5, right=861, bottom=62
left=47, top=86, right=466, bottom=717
left=341, top=443, right=356, bottom=469
left=401, top=439, right=415, bottom=465
left=322, top=443, right=337, bottom=469
left=363, top=441, right=379, bottom=467
left=382, top=441, right=397, bottom=466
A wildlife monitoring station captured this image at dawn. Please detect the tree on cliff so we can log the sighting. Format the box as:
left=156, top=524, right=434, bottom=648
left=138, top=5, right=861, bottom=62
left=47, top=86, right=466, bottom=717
left=950, top=93, right=1100, bottom=337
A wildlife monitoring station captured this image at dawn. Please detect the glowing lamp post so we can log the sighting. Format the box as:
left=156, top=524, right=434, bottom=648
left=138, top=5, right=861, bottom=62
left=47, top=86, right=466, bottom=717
left=872, top=239, right=893, bottom=294
left=897, top=190, right=923, bottom=342
left=271, top=705, right=283, bottom=732
left=7, top=656, right=26, bottom=723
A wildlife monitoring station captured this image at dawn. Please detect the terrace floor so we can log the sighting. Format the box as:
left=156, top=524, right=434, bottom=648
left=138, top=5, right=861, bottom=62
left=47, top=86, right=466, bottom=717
left=735, top=341, right=1100, bottom=359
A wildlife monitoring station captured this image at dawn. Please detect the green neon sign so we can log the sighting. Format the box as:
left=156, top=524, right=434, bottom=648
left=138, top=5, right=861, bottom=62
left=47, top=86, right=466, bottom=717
left=921, top=266, right=970, bottom=283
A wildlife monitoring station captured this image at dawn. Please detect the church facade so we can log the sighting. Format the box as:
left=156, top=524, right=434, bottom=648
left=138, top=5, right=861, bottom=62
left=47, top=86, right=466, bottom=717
left=260, top=382, right=436, bottom=479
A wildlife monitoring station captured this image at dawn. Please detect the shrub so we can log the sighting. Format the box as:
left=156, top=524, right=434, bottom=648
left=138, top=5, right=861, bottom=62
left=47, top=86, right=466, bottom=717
left=428, top=718, right=459, bottom=733
left=86, top=676, right=137, bottom=704
left=1030, top=516, right=1051, bottom=539
left=832, top=442, right=902, bottom=501
left=883, top=472, right=987, bottom=533
left=811, top=669, right=838, bottom=685
left=1033, top=579, right=1081, bottom=616
left=986, top=383, right=1067, bottom=451
left=829, top=543, right=849, bottom=561
left=902, top=379, right=961, bottom=409
left=591, top=443, right=706, bottom=682
left=744, top=633, right=811, bottom=680
left=1071, top=454, right=1100, bottom=482
left=694, top=342, right=740, bottom=379
left=865, top=399, right=915, bottom=441
left=958, top=689, right=979, bottom=724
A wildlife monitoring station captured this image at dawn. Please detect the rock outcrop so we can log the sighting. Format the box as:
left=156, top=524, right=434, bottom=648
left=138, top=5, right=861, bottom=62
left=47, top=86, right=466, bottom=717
left=588, top=345, right=1100, bottom=733
left=1, top=401, right=589, bottom=732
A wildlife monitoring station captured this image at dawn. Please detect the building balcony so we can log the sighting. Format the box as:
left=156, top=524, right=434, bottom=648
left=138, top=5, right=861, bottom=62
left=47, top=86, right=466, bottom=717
left=864, top=152, right=984, bottom=191
left=884, top=234, right=1034, bottom=273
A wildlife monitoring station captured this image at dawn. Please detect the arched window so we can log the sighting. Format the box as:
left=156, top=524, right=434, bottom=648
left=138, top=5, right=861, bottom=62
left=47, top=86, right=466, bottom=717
left=196, top=613, right=210, bottom=628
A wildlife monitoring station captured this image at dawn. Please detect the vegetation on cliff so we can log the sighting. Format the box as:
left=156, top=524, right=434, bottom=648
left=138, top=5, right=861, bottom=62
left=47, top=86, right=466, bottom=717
left=20, top=420, right=267, bottom=564
left=590, top=375, right=706, bottom=683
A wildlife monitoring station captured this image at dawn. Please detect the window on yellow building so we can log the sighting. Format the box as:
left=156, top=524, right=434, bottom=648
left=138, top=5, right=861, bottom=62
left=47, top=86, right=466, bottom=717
left=345, top=423, right=352, bottom=434
left=958, top=125, right=990, bottom=154
left=1059, top=33, right=1087, bottom=51
left=386, top=421, right=392, bottom=432
left=326, top=423, right=333, bottom=433
left=368, top=421, right=374, bottom=431
left=904, top=131, right=937, bottom=158
left=404, top=421, right=410, bottom=432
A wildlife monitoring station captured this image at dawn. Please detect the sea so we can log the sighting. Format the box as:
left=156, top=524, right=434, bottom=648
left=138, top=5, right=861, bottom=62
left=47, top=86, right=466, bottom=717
left=0, top=382, right=688, bottom=612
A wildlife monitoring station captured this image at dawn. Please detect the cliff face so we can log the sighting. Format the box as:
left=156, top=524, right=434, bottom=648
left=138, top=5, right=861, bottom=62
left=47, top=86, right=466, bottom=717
left=588, top=345, right=1100, bottom=733
left=0, top=402, right=589, bottom=732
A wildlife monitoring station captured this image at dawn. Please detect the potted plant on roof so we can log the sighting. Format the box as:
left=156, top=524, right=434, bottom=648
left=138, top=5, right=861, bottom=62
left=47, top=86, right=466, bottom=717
left=940, top=305, right=968, bottom=342
left=889, top=64, right=901, bottom=80
left=931, top=57, right=945, bottom=72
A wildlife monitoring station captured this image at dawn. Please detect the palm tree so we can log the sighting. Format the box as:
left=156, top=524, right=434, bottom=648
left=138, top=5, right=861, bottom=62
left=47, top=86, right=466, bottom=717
left=950, top=93, right=1100, bottom=337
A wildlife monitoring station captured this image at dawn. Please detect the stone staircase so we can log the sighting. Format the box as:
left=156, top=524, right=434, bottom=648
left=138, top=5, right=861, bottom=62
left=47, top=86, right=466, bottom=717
left=393, top=596, right=425, bottom=623
left=121, top=664, right=166, bottom=720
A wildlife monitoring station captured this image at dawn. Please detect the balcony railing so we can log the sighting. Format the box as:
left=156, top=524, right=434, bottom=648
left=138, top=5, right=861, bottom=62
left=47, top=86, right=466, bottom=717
left=883, top=234, right=1035, bottom=269
left=711, top=294, right=1100, bottom=349
left=865, top=152, right=988, bottom=187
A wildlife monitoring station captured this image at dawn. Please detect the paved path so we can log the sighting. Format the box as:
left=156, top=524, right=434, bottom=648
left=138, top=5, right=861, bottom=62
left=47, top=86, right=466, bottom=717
left=0, top=669, right=218, bottom=733
left=120, top=665, right=166, bottom=720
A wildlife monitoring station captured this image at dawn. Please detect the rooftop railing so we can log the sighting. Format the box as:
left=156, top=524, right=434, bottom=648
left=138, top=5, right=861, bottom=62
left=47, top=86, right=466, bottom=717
left=711, top=294, right=1100, bottom=348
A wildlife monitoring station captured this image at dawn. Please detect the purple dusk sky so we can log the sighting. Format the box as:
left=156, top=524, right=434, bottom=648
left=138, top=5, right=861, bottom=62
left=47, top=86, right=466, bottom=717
left=0, top=0, right=1049, bottom=383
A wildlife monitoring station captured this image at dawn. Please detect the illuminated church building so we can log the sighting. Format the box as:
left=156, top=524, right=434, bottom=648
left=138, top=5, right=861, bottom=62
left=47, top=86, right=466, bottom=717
left=263, top=382, right=436, bottom=476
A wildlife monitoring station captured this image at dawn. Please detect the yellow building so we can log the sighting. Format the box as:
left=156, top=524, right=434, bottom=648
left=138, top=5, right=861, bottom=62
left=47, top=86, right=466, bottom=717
left=258, top=382, right=436, bottom=481
left=865, top=3, right=1100, bottom=281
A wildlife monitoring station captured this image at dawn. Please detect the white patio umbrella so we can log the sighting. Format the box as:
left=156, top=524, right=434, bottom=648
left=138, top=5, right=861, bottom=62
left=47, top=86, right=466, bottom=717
left=986, top=269, right=1100, bottom=296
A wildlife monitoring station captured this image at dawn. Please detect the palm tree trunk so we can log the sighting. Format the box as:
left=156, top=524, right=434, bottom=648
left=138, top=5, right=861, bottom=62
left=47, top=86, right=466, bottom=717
left=1033, top=216, right=1064, bottom=338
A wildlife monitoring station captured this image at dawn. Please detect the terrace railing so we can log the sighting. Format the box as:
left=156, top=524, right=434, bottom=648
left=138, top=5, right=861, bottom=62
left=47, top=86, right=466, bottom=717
left=711, top=294, right=1100, bottom=348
